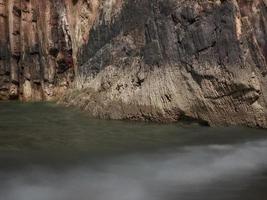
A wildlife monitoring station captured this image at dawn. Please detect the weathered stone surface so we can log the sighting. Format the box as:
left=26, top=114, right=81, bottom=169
left=1, top=0, right=267, bottom=128
left=0, top=0, right=74, bottom=101
left=61, top=0, right=267, bottom=128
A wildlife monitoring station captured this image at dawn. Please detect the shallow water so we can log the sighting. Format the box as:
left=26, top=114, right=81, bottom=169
left=0, top=102, right=267, bottom=200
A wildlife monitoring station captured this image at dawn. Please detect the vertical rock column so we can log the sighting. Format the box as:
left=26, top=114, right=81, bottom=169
left=0, top=0, right=74, bottom=101
left=45, top=0, right=74, bottom=100
left=0, top=0, right=10, bottom=99
left=20, top=0, right=42, bottom=100
left=0, top=0, right=21, bottom=100
left=9, top=0, right=21, bottom=99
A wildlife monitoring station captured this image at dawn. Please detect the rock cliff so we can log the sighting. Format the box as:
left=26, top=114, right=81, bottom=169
left=0, top=0, right=74, bottom=100
left=1, top=0, right=267, bottom=127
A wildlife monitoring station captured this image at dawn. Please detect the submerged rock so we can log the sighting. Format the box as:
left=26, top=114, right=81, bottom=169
left=0, top=0, right=267, bottom=127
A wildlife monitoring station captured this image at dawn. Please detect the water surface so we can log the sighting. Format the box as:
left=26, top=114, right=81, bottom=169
left=0, top=102, right=267, bottom=200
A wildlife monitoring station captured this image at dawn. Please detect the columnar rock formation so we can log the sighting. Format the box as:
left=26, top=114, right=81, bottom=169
left=0, top=0, right=74, bottom=100
left=1, top=0, right=267, bottom=127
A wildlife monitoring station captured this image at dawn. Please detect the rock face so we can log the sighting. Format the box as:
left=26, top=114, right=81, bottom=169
left=0, top=0, right=74, bottom=101
left=1, top=0, right=267, bottom=127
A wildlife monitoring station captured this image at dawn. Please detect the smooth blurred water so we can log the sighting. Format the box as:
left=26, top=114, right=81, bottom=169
left=0, top=101, right=267, bottom=200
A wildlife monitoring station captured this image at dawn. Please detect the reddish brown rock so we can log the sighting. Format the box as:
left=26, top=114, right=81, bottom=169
left=1, top=0, right=267, bottom=128
left=0, top=0, right=74, bottom=101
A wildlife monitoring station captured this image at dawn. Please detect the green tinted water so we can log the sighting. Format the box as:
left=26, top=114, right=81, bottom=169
left=0, top=102, right=267, bottom=200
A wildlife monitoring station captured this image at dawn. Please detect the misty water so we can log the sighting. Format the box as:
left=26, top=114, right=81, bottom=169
left=0, top=102, right=267, bottom=200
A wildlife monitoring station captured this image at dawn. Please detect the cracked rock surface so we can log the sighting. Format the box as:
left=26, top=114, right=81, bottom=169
left=0, top=0, right=75, bottom=100
left=1, top=0, right=267, bottom=127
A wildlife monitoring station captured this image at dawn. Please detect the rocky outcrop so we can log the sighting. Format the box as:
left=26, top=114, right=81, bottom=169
left=62, top=0, right=267, bottom=128
left=1, top=0, right=267, bottom=128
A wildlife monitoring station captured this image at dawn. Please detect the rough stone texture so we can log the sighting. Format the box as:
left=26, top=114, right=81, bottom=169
left=1, top=0, right=267, bottom=128
left=61, top=0, right=267, bottom=127
left=0, top=0, right=74, bottom=101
